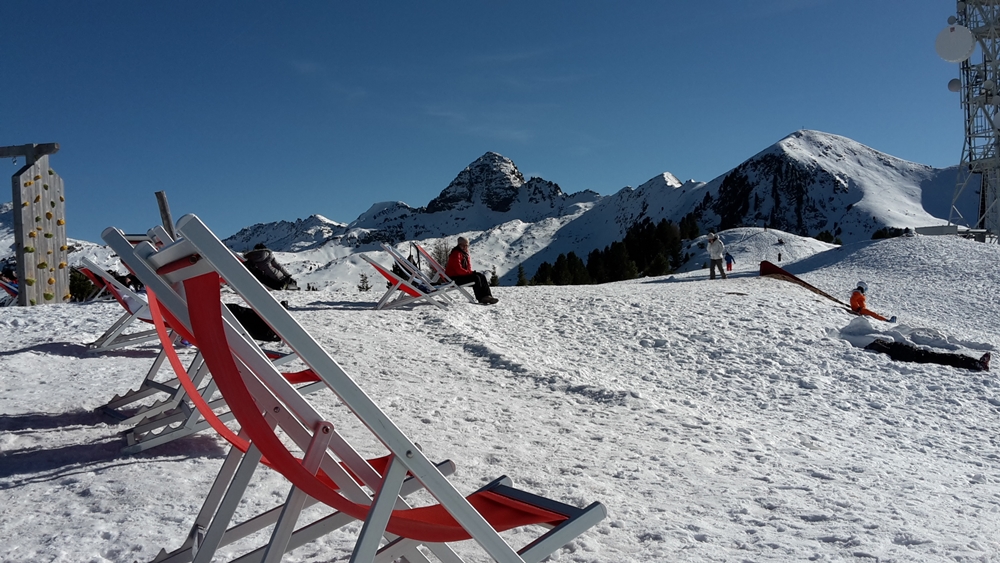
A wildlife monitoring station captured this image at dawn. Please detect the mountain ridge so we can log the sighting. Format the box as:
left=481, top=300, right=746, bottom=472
left=0, top=129, right=973, bottom=286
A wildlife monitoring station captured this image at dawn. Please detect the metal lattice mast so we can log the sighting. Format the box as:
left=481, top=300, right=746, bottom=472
left=947, top=1, right=1000, bottom=241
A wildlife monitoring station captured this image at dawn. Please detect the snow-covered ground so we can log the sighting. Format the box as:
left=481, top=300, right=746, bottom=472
left=2, top=233, right=1000, bottom=562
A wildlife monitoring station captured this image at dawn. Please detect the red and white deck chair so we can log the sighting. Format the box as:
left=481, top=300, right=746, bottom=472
left=382, top=243, right=476, bottom=306
left=108, top=226, right=456, bottom=563
left=412, top=243, right=476, bottom=303
left=360, top=253, right=449, bottom=310
left=81, top=258, right=160, bottom=352
left=0, top=279, right=17, bottom=307
left=104, top=214, right=606, bottom=563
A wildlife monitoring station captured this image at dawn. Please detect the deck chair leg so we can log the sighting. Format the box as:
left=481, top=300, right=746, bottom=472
left=229, top=459, right=459, bottom=563
left=101, top=350, right=173, bottom=419
left=373, top=539, right=462, bottom=563
left=119, top=350, right=204, bottom=425
left=376, top=281, right=404, bottom=310
left=260, top=420, right=334, bottom=563
left=517, top=503, right=607, bottom=563
left=152, top=438, right=259, bottom=563
left=351, top=455, right=409, bottom=563
left=191, top=444, right=264, bottom=563
left=92, top=310, right=140, bottom=348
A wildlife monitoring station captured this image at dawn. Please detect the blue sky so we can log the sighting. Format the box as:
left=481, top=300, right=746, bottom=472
left=3, top=1, right=964, bottom=241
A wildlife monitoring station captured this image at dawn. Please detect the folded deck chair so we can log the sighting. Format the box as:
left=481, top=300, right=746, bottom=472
left=104, top=214, right=606, bottom=563
left=81, top=258, right=160, bottom=352
left=0, top=280, right=17, bottom=307
left=382, top=243, right=476, bottom=306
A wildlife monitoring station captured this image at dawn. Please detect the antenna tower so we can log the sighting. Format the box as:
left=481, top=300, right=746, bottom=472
left=940, top=1, right=1000, bottom=242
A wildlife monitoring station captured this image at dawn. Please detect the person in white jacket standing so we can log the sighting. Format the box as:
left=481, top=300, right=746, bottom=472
left=707, top=232, right=726, bottom=280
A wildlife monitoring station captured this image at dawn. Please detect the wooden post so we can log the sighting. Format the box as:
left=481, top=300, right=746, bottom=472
left=4, top=143, right=68, bottom=306
left=155, top=191, right=176, bottom=240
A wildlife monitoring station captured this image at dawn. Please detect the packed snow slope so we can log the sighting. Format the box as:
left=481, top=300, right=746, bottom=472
left=1, top=233, right=999, bottom=562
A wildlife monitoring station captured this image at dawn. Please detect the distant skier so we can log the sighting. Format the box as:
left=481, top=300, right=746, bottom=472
left=850, top=281, right=896, bottom=323
left=707, top=233, right=726, bottom=280
left=724, top=252, right=735, bottom=272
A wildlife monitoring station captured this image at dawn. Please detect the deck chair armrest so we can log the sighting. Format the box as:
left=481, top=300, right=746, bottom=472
left=488, top=483, right=589, bottom=520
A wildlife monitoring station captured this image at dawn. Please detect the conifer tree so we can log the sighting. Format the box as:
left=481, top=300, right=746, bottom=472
left=532, top=262, right=554, bottom=285
left=357, top=273, right=372, bottom=292
left=566, top=251, right=590, bottom=284
left=587, top=249, right=607, bottom=284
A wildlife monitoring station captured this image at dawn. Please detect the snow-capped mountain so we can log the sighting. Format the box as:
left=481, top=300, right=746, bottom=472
left=216, top=130, right=966, bottom=287
left=688, top=130, right=957, bottom=241
left=223, top=214, right=348, bottom=253
left=0, top=130, right=975, bottom=288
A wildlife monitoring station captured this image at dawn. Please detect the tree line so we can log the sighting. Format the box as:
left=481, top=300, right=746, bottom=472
left=524, top=217, right=700, bottom=286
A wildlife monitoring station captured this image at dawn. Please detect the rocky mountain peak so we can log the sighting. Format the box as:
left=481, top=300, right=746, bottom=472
left=426, top=152, right=530, bottom=213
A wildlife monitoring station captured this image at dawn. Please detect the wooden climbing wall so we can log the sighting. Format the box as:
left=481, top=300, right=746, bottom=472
left=12, top=154, right=69, bottom=305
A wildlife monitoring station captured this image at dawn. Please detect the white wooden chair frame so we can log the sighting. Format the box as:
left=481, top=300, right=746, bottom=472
left=361, top=254, right=449, bottom=310
left=382, top=244, right=476, bottom=306
left=103, top=214, right=606, bottom=563
left=81, top=257, right=160, bottom=352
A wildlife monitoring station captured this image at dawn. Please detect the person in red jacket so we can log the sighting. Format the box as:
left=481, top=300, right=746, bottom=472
left=850, top=281, right=895, bottom=323
left=445, top=237, right=498, bottom=305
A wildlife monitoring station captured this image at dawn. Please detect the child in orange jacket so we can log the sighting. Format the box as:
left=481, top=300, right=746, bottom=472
left=850, top=281, right=895, bottom=323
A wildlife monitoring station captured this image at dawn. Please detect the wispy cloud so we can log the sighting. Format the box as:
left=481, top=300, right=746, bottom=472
left=288, top=59, right=366, bottom=100
left=421, top=104, right=536, bottom=142
left=290, top=60, right=325, bottom=75
left=466, top=49, right=551, bottom=65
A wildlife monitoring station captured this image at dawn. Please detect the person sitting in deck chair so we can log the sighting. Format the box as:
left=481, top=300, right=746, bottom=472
left=243, top=243, right=297, bottom=291
left=445, top=237, right=497, bottom=305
